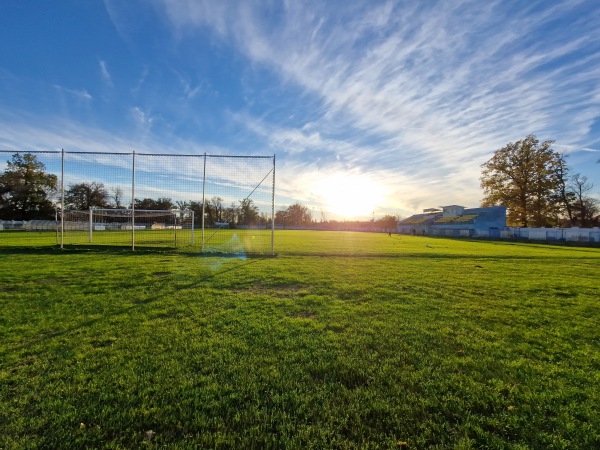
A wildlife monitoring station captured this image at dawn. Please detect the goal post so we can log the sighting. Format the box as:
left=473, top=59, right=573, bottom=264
left=61, top=208, right=194, bottom=249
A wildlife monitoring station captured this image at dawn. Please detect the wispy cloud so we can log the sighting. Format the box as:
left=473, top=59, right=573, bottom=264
left=130, top=106, right=152, bottom=128
left=99, top=59, right=113, bottom=87
left=53, top=85, right=93, bottom=102
left=3, top=0, right=598, bottom=217
left=172, top=70, right=208, bottom=100
left=154, top=0, right=600, bottom=212
left=0, top=110, right=218, bottom=155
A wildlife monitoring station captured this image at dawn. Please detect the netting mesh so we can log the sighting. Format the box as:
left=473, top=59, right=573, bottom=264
left=0, top=150, right=275, bottom=254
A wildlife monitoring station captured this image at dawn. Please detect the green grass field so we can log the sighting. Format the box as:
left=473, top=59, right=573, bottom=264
left=1, top=231, right=599, bottom=449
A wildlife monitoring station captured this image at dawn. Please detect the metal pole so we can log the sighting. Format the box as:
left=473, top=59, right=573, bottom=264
left=132, top=151, right=136, bottom=251
left=201, top=152, right=206, bottom=252
left=89, top=207, right=93, bottom=243
left=60, top=149, right=64, bottom=249
left=191, top=210, right=195, bottom=245
left=55, top=209, right=58, bottom=245
left=271, top=154, right=275, bottom=256
left=174, top=211, right=177, bottom=248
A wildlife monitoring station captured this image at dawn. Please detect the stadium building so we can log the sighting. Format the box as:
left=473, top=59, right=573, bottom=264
left=397, top=205, right=507, bottom=238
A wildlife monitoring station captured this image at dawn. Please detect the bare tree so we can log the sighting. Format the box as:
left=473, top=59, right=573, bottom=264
left=111, top=187, right=124, bottom=209
left=569, top=174, right=599, bottom=227
left=204, top=196, right=225, bottom=224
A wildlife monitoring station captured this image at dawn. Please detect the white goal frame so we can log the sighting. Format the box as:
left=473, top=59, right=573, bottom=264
left=61, top=208, right=194, bottom=250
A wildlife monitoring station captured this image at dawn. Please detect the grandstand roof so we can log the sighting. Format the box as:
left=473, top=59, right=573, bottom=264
left=433, top=214, right=478, bottom=224
left=399, top=213, right=441, bottom=225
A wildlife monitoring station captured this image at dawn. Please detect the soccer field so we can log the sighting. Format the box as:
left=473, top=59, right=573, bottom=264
left=1, top=231, right=599, bottom=448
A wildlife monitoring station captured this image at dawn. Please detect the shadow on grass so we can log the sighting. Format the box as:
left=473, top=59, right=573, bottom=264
left=0, top=245, right=278, bottom=258
left=1, top=244, right=598, bottom=261
left=275, top=251, right=600, bottom=260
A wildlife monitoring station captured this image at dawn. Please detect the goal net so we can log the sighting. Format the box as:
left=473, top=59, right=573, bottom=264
left=61, top=208, right=194, bottom=249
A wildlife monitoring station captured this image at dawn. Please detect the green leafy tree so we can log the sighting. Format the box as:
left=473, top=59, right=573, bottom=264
left=480, top=135, right=563, bottom=227
left=274, top=210, right=286, bottom=225
left=0, top=153, right=58, bottom=220
left=375, top=214, right=398, bottom=229
left=238, top=199, right=260, bottom=226
left=225, top=202, right=239, bottom=226
left=186, top=201, right=204, bottom=226
left=134, top=197, right=174, bottom=210
left=65, top=181, right=110, bottom=210
left=275, top=203, right=312, bottom=226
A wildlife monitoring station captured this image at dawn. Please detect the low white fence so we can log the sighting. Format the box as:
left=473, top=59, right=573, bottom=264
left=0, top=220, right=28, bottom=230
left=499, top=227, right=600, bottom=243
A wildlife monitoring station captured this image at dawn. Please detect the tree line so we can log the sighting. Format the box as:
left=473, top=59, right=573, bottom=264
left=274, top=203, right=399, bottom=229
left=0, top=153, right=266, bottom=226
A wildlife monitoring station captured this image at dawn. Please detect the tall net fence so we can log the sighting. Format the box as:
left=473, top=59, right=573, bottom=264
left=0, top=150, right=275, bottom=254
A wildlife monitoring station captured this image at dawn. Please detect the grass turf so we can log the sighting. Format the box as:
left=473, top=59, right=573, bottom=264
left=1, top=231, right=599, bottom=448
left=0, top=228, right=274, bottom=254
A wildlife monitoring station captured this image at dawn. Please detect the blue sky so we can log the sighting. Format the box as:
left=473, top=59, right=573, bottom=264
left=1, top=0, right=599, bottom=219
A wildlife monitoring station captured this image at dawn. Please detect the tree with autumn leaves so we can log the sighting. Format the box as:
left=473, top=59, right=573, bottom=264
left=481, top=135, right=599, bottom=227
left=0, top=153, right=58, bottom=220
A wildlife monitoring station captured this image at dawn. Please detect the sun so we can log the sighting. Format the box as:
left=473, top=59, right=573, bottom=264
left=316, top=172, right=387, bottom=219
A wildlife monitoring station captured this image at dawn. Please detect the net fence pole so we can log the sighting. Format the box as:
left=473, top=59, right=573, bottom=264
left=271, top=154, right=276, bottom=256
left=132, top=151, right=136, bottom=251
left=174, top=211, right=177, bottom=248
left=60, top=149, right=64, bottom=249
left=201, top=152, right=206, bottom=253
left=191, top=210, right=195, bottom=245
left=55, top=209, right=58, bottom=245
left=89, top=207, right=93, bottom=243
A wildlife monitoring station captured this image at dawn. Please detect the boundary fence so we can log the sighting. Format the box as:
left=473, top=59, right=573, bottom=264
left=499, top=227, right=600, bottom=243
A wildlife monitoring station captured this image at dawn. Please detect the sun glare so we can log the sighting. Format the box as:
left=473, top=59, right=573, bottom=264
left=317, top=173, right=386, bottom=219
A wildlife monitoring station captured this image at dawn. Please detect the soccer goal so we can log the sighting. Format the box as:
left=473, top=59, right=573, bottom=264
left=61, top=208, right=194, bottom=249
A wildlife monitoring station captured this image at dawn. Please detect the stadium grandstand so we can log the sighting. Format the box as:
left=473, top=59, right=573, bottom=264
left=397, top=205, right=507, bottom=238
